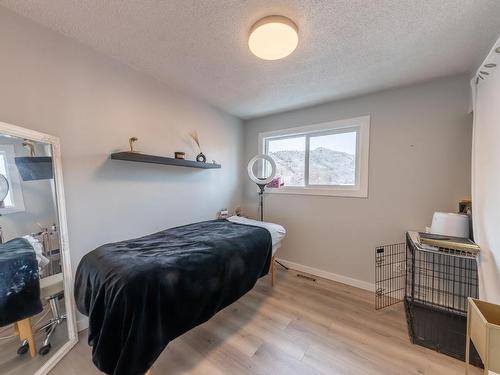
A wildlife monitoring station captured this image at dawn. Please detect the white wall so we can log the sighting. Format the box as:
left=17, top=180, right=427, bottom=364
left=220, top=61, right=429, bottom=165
left=243, top=76, right=472, bottom=288
left=0, top=7, right=244, bottom=282
left=472, top=47, right=500, bottom=304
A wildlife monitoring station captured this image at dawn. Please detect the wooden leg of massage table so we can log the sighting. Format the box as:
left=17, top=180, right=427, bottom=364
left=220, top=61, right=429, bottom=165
left=270, top=256, right=275, bottom=286
left=17, top=318, right=37, bottom=357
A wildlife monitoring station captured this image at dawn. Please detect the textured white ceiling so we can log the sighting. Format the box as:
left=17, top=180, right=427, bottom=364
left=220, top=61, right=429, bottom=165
left=2, top=0, right=500, bottom=119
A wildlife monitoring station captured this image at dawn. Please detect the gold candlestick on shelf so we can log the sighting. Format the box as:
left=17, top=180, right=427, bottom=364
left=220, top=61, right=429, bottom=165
left=129, top=137, right=139, bottom=153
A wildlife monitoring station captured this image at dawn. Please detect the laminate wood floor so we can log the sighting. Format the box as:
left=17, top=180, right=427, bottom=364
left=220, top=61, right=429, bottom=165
left=51, top=268, right=479, bottom=375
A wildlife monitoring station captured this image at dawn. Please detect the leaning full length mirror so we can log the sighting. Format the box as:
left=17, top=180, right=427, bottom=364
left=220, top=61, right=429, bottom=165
left=0, top=123, right=77, bottom=375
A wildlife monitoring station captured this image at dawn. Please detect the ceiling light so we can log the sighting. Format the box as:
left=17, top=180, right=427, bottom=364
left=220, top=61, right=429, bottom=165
left=248, top=16, right=298, bottom=61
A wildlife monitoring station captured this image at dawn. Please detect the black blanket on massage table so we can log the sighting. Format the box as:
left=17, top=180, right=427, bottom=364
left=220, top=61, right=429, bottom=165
left=75, top=219, right=272, bottom=375
left=0, top=238, right=43, bottom=327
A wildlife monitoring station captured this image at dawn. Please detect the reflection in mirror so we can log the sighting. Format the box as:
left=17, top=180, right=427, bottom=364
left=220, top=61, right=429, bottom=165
left=0, top=134, right=68, bottom=374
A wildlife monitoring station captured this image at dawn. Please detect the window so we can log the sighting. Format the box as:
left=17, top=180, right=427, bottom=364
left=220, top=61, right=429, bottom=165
left=0, top=145, right=25, bottom=214
left=266, top=135, right=306, bottom=186
left=260, top=116, right=370, bottom=197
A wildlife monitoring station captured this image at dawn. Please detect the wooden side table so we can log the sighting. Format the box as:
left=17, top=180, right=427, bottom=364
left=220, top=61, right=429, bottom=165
left=466, top=297, right=500, bottom=374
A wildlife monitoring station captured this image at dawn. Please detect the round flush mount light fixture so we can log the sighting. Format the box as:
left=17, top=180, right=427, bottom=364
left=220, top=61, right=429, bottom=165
left=248, top=16, right=298, bottom=60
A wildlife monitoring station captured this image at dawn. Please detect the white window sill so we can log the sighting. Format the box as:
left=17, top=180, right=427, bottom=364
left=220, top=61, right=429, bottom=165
left=264, top=187, right=368, bottom=198
left=0, top=207, right=25, bottom=215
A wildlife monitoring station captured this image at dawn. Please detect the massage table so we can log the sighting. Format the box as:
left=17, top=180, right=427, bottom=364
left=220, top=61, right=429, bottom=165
left=75, top=218, right=285, bottom=375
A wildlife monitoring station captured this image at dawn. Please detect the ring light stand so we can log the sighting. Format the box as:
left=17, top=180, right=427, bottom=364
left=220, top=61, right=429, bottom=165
left=247, top=155, right=288, bottom=271
left=247, top=155, right=276, bottom=221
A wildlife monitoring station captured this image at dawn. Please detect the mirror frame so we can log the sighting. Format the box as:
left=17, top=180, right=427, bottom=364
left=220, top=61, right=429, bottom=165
left=0, top=121, right=78, bottom=375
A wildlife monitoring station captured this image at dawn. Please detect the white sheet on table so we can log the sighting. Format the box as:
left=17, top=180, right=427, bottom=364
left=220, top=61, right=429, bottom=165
left=227, top=216, right=286, bottom=247
left=271, top=243, right=281, bottom=256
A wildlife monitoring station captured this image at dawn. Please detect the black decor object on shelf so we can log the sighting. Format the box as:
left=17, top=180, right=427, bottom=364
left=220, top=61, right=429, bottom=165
left=196, top=152, right=206, bottom=163
left=110, top=152, right=220, bottom=169
left=15, top=157, right=54, bottom=181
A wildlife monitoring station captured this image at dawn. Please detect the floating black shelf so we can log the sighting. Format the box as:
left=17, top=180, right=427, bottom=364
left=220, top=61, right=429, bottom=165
left=110, top=152, right=221, bottom=169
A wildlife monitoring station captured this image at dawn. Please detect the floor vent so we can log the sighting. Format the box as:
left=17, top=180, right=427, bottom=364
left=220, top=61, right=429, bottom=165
left=296, top=274, right=316, bottom=282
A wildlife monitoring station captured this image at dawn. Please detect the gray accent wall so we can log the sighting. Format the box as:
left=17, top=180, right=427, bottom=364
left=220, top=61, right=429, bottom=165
left=243, top=76, right=473, bottom=287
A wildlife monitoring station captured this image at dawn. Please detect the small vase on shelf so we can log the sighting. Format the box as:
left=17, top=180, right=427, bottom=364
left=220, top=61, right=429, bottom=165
left=196, top=152, right=206, bottom=163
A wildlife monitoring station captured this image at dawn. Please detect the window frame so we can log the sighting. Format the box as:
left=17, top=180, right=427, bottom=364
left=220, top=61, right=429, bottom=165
left=0, top=144, right=26, bottom=214
left=259, top=115, right=370, bottom=198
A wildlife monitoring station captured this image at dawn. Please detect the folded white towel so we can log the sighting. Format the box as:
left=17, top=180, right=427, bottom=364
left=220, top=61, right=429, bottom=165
left=23, top=235, right=50, bottom=269
left=227, top=216, right=286, bottom=246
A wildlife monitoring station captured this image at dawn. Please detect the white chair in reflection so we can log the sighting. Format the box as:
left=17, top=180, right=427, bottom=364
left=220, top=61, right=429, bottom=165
left=16, top=235, right=65, bottom=356
left=36, top=273, right=66, bottom=355
left=16, top=273, right=65, bottom=356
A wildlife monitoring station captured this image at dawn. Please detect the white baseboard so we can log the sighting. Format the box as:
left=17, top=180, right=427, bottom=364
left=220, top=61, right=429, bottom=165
left=276, top=258, right=375, bottom=292
left=77, top=317, right=89, bottom=332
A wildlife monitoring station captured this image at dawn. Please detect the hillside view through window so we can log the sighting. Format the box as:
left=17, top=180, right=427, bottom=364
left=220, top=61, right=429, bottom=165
left=266, top=130, right=357, bottom=187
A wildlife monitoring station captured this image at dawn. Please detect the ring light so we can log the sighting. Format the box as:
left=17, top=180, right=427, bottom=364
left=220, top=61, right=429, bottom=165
left=0, top=174, right=9, bottom=203
left=247, top=154, right=277, bottom=221
left=247, top=154, right=276, bottom=185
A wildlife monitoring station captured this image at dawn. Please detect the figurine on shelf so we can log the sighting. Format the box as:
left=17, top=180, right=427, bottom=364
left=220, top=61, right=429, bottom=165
left=189, top=131, right=206, bottom=163
left=129, top=137, right=139, bottom=153
left=22, top=139, right=36, bottom=157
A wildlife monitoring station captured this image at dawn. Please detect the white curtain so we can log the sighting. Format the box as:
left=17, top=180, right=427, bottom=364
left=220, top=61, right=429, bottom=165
left=471, top=37, right=500, bottom=304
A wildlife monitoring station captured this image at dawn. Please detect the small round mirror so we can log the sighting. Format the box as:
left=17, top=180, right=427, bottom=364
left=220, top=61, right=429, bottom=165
left=247, top=154, right=276, bottom=185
